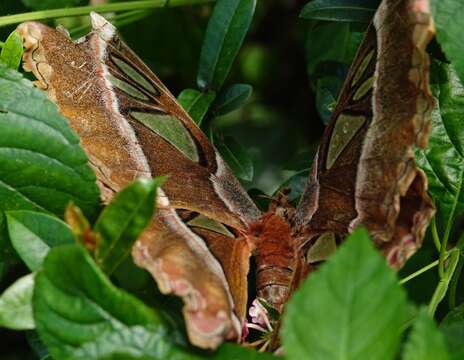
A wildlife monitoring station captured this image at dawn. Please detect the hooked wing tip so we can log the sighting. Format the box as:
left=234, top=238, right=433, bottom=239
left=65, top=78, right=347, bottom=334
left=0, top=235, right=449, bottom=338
left=90, top=12, right=116, bottom=41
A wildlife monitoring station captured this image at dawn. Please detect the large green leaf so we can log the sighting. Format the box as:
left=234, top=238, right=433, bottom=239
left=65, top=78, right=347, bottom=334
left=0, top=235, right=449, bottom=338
left=0, top=31, right=23, bottom=70
left=300, top=0, right=379, bottom=23
left=0, top=63, right=100, bottom=273
left=0, top=273, right=35, bottom=330
left=282, top=228, right=407, bottom=360
left=432, top=0, right=464, bottom=84
left=177, top=88, right=216, bottom=125
left=94, top=178, right=161, bottom=274
left=403, top=308, right=449, bottom=360
left=34, top=244, right=274, bottom=359
left=197, top=0, right=256, bottom=90
left=6, top=211, right=74, bottom=271
left=33, top=244, right=195, bottom=360
left=440, top=303, right=464, bottom=360
left=415, top=61, right=464, bottom=228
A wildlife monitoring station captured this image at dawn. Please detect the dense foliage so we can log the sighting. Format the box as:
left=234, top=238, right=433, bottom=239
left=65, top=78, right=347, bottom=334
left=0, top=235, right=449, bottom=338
left=0, top=0, right=463, bottom=359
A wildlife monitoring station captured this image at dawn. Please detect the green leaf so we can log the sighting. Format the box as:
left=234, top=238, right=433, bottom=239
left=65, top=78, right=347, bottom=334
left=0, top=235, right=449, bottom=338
left=305, top=22, right=363, bottom=76
left=282, top=228, right=407, bottom=360
left=432, top=0, right=464, bottom=84
left=0, top=31, right=23, bottom=70
left=415, top=61, right=464, bottom=229
left=403, top=308, right=449, bottom=360
left=94, top=178, right=161, bottom=274
left=34, top=244, right=195, bottom=360
left=440, top=303, right=464, bottom=360
left=300, top=0, right=379, bottom=22
left=6, top=211, right=74, bottom=271
left=21, top=0, right=85, bottom=10
left=177, top=88, right=216, bottom=125
left=213, top=83, right=252, bottom=116
left=0, top=273, right=35, bottom=330
left=197, top=0, right=256, bottom=90
left=215, top=136, right=254, bottom=182
left=0, top=63, right=100, bottom=271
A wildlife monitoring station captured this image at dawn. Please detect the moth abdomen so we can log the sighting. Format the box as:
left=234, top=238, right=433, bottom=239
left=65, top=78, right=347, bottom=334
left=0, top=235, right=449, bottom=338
left=250, top=210, right=297, bottom=311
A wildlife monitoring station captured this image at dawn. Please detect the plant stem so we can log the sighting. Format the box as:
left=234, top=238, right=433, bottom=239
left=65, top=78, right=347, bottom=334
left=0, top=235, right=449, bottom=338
left=0, top=0, right=213, bottom=27
left=439, top=172, right=463, bottom=278
left=448, top=255, right=463, bottom=309
left=431, top=216, right=441, bottom=252
left=448, top=232, right=464, bottom=309
left=399, top=259, right=440, bottom=285
left=110, top=10, right=151, bottom=28
left=399, top=248, right=457, bottom=285
left=69, top=10, right=149, bottom=38
left=428, top=249, right=460, bottom=317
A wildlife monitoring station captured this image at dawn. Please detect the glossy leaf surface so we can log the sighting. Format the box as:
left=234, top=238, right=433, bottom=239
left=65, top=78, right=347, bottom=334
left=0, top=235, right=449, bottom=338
left=432, top=0, right=464, bottom=84
left=33, top=245, right=193, bottom=360
left=0, top=31, right=23, bottom=70
left=197, top=0, right=256, bottom=90
left=94, top=178, right=161, bottom=274
left=300, top=0, right=379, bottom=22
left=6, top=211, right=74, bottom=271
left=416, top=61, right=464, bottom=228
left=178, top=88, right=216, bottom=125
left=0, top=273, right=35, bottom=330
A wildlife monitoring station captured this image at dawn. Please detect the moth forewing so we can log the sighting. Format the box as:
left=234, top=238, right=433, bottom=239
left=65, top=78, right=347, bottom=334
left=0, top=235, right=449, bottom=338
left=294, top=0, right=435, bottom=270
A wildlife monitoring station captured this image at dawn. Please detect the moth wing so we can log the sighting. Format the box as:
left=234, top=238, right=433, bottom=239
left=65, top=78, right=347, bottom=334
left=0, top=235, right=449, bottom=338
left=18, top=13, right=259, bottom=349
left=294, top=0, right=435, bottom=270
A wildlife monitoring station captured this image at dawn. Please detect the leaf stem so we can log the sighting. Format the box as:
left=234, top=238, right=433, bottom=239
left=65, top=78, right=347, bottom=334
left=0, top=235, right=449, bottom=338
left=439, top=172, right=463, bottom=278
left=399, top=248, right=457, bottom=285
left=448, top=255, right=463, bottom=309
left=428, top=249, right=460, bottom=316
left=431, top=215, right=441, bottom=252
left=399, top=259, right=440, bottom=285
left=448, top=233, right=464, bottom=309
left=0, top=0, right=213, bottom=27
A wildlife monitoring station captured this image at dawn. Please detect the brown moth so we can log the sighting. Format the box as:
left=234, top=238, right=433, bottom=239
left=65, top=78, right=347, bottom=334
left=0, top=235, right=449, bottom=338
left=17, top=0, right=435, bottom=350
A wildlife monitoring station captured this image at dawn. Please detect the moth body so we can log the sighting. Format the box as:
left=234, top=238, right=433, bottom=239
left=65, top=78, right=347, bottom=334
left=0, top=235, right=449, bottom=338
left=248, top=199, right=297, bottom=312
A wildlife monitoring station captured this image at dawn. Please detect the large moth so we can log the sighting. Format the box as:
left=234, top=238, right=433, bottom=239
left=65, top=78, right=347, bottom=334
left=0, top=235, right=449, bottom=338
left=17, top=0, right=435, bottom=350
